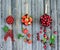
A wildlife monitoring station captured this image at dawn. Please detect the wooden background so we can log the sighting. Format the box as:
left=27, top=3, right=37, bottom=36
left=0, top=0, right=60, bottom=50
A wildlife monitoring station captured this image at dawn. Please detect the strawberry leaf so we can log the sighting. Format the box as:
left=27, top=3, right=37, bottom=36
left=2, top=26, right=9, bottom=32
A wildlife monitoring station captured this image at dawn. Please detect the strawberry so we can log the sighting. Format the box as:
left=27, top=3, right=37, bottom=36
left=22, top=28, right=28, bottom=34
left=27, top=39, right=32, bottom=44
left=27, top=33, right=31, bottom=38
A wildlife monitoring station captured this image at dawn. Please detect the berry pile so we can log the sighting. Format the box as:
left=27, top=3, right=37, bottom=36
left=6, top=16, right=14, bottom=24
left=21, top=14, right=33, bottom=26
left=24, top=38, right=32, bottom=44
left=3, top=16, right=14, bottom=41
left=40, top=14, right=52, bottom=27
left=22, top=28, right=32, bottom=44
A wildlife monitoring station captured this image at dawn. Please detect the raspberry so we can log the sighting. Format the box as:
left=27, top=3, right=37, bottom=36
left=6, top=16, right=14, bottom=24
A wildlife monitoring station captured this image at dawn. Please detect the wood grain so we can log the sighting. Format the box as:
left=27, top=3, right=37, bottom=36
left=0, top=0, right=60, bottom=50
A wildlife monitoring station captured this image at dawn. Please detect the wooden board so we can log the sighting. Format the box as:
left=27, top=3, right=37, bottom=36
left=0, top=0, right=60, bottom=50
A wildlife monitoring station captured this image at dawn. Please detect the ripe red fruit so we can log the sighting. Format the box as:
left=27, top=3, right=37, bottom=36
left=22, top=28, right=28, bottom=34
left=27, top=33, right=31, bottom=38
left=4, top=30, right=14, bottom=41
left=43, top=45, right=46, bottom=49
left=40, top=14, right=52, bottom=27
left=43, top=29, right=46, bottom=33
left=54, top=31, right=57, bottom=34
left=40, top=31, right=42, bottom=34
left=21, top=14, right=33, bottom=26
left=27, top=40, right=32, bottom=44
left=37, top=37, right=40, bottom=41
left=43, top=34, right=47, bottom=39
left=6, top=16, right=14, bottom=24
left=37, top=33, right=40, bottom=41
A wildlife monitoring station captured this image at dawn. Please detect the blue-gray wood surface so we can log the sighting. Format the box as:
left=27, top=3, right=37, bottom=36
left=0, top=0, right=60, bottom=50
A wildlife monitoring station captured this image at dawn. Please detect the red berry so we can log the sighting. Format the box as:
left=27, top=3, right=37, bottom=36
left=40, top=14, right=52, bottom=27
left=43, top=45, right=46, bottom=49
left=22, top=28, right=28, bottom=34
left=27, top=33, right=31, bottom=38
left=21, top=14, right=33, bottom=26
left=27, top=39, right=32, bottom=44
left=37, top=33, right=40, bottom=41
left=6, top=16, right=14, bottom=24
left=4, top=35, right=8, bottom=41
left=40, top=31, right=42, bottom=34
left=54, top=31, right=57, bottom=34
left=43, top=34, right=47, bottom=39
left=4, top=30, right=14, bottom=41
left=43, top=29, right=46, bottom=33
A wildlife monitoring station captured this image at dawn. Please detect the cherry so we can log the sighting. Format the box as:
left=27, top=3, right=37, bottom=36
left=43, top=45, right=47, bottom=49
left=27, top=33, right=31, bottom=38
left=54, top=31, right=57, bottom=34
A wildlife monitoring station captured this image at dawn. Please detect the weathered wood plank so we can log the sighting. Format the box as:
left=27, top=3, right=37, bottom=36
left=50, top=0, right=57, bottom=50
left=5, top=0, right=12, bottom=50
left=0, top=0, right=1, bottom=50
left=0, top=0, right=60, bottom=50
left=57, top=0, right=60, bottom=50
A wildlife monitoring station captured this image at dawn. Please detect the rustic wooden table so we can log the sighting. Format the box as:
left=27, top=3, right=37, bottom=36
left=0, top=0, right=60, bottom=50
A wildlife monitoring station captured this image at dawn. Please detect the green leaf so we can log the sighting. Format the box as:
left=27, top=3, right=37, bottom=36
left=52, top=35, right=55, bottom=39
left=49, top=35, right=55, bottom=44
left=17, top=34, right=24, bottom=39
left=2, top=26, right=9, bottom=32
